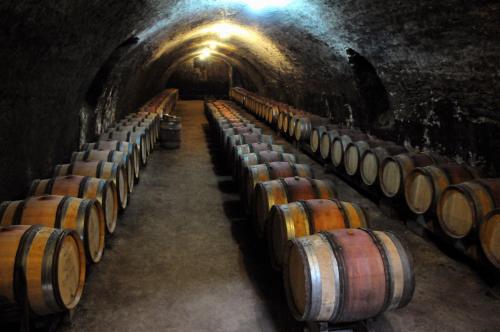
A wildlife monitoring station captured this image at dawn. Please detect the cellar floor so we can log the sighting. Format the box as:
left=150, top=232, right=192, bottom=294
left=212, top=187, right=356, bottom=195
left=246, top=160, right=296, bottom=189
left=60, top=100, right=499, bottom=332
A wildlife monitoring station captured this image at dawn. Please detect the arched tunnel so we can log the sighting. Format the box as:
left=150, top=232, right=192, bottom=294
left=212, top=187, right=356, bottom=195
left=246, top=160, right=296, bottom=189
left=0, top=1, right=499, bottom=331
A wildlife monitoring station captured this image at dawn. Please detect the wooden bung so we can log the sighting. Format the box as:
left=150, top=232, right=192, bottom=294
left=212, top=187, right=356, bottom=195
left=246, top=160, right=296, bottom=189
left=29, top=175, right=118, bottom=234
left=360, top=144, right=407, bottom=186
left=0, top=225, right=86, bottom=315
left=71, top=149, right=134, bottom=194
left=253, top=177, right=337, bottom=237
left=0, top=195, right=105, bottom=264
left=379, top=152, right=443, bottom=198
left=283, top=229, right=414, bottom=323
left=267, top=199, right=368, bottom=269
left=405, top=163, right=479, bottom=215
left=438, top=178, right=500, bottom=239
left=242, top=162, right=315, bottom=214
left=54, top=160, right=128, bottom=211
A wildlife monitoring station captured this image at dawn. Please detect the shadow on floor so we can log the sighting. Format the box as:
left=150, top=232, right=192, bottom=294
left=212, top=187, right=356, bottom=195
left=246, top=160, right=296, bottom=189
left=205, top=121, right=303, bottom=332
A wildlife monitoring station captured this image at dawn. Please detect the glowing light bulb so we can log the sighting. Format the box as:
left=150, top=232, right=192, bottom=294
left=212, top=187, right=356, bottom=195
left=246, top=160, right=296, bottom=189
left=209, top=41, right=218, bottom=50
left=199, top=48, right=212, bottom=60
left=212, top=23, right=233, bottom=39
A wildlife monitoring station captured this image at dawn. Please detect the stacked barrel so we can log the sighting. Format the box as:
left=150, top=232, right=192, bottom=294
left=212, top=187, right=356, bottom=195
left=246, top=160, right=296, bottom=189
left=0, top=88, right=179, bottom=322
left=230, top=87, right=500, bottom=271
left=206, top=99, right=415, bottom=326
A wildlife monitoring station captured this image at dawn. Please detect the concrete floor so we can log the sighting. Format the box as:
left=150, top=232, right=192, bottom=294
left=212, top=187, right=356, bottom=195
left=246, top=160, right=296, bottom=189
left=60, top=101, right=499, bottom=332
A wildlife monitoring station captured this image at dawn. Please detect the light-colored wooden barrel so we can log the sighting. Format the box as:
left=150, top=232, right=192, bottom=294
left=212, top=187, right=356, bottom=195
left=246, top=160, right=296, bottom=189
left=344, top=139, right=386, bottom=176
left=360, top=145, right=407, bottom=186
left=106, top=130, right=147, bottom=166
left=0, top=195, right=105, bottom=264
left=54, top=160, right=128, bottom=211
left=294, top=116, right=326, bottom=142
left=232, top=143, right=284, bottom=169
left=320, top=129, right=359, bottom=160
left=437, top=178, right=500, bottom=239
left=405, top=163, right=479, bottom=215
left=222, top=127, right=262, bottom=152
left=83, top=140, right=140, bottom=183
left=236, top=151, right=297, bottom=182
left=268, top=199, right=368, bottom=269
left=481, top=209, right=500, bottom=269
left=112, top=124, right=153, bottom=154
left=379, top=152, right=442, bottom=198
left=309, top=125, right=337, bottom=154
left=330, top=133, right=370, bottom=167
left=243, top=162, right=314, bottom=214
left=71, top=149, right=133, bottom=194
left=253, top=177, right=337, bottom=237
left=0, top=225, right=86, bottom=315
left=28, top=175, right=118, bottom=234
left=283, top=229, right=414, bottom=323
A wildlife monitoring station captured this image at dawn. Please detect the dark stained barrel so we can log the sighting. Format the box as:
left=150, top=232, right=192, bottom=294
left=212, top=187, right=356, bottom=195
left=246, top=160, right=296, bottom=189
left=283, top=229, right=414, bottom=323
left=160, top=116, right=182, bottom=149
left=267, top=199, right=367, bottom=269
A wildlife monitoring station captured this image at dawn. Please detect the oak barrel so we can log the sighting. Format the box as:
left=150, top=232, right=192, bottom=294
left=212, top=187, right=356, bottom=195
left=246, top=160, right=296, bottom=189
left=160, top=116, right=182, bottom=149
left=437, top=178, right=500, bottom=239
left=83, top=140, right=140, bottom=182
left=330, top=133, right=370, bottom=168
left=232, top=143, right=284, bottom=169
left=243, top=162, right=314, bottom=214
left=283, top=229, right=414, bottom=322
left=253, top=177, right=337, bottom=237
left=71, top=149, right=134, bottom=194
left=405, top=163, right=479, bottom=215
left=226, top=134, right=274, bottom=161
left=54, top=160, right=128, bottom=210
left=106, top=130, right=147, bottom=166
left=236, top=151, right=297, bottom=182
left=310, top=125, right=337, bottom=154
left=0, top=195, right=105, bottom=263
left=268, top=199, right=367, bottom=269
left=379, top=152, right=442, bottom=198
left=360, top=144, right=407, bottom=186
left=481, top=209, right=500, bottom=269
left=320, top=129, right=359, bottom=160
left=294, top=116, right=326, bottom=142
left=29, top=175, right=118, bottom=234
left=344, top=139, right=387, bottom=176
left=0, top=225, right=86, bottom=315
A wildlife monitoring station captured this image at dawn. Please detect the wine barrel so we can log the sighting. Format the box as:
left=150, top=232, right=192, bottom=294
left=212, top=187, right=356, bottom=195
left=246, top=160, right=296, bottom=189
left=330, top=133, right=370, bottom=168
left=405, top=163, right=479, bottom=215
left=344, top=139, right=387, bottom=176
left=0, top=195, right=105, bottom=263
left=71, top=149, right=134, bottom=194
left=236, top=151, right=297, bottom=182
left=320, top=129, right=359, bottom=160
left=232, top=143, right=284, bottom=169
left=0, top=225, right=86, bottom=315
left=29, top=175, right=118, bottom=234
left=283, top=229, right=414, bottom=322
left=243, top=162, right=314, bottom=213
left=54, top=160, right=128, bottom=211
left=121, top=121, right=156, bottom=148
left=268, top=199, right=368, bottom=269
left=108, top=125, right=152, bottom=155
left=219, top=123, right=256, bottom=145
left=481, top=209, right=500, bottom=269
left=288, top=114, right=306, bottom=138
left=437, top=178, right=500, bottom=239
left=226, top=134, right=274, bottom=161
left=106, top=130, right=147, bottom=166
left=253, top=177, right=337, bottom=237
left=294, top=116, right=327, bottom=142
left=222, top=126, right=261, bottom=151
left=160, top=116, right=182, bottom=149
left=360, top=144, right=407, bottom=186
left=379, top=152, right=443, bottom=198
left=83, top=140, right=140, bottom=183
left=309, top=125, right=337, bottom=154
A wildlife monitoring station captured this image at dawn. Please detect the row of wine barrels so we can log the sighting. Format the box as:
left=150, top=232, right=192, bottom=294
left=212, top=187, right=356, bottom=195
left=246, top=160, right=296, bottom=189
left=223, top=92, right=416, bottom=320
left=294, top=115, right=328, bottom=143
left=330, top=133, right=369, bottom=167
left=116, top=121, right=155, bottom=152
left=283, top=229, right=415, bottom=323
left=71, top=149, right=134, bottom=195
left=360, top=144, right=408, bottom=186
left=141, top=88, right=178, bottom=115
left=243, top=162, right=315, bottom=213
left=267, top=199, right=368, bottom=269
left=226, top=133, right=274, bottom=161
left=107, top=125, right=152, bottom=156
left=253, top=177, right=337, bottom=237
left=29, top=175, right=118, bottom=235
left=104, top=130, right=147, bottom=166
left=223, top=127, right=263, bottom=153
left=54, top=160, right=128, bottom=211
left=320, top=129, right=361, bottom=160
left=232, top=143, right=284, bottom=171
left=344, top=139, right=390, bottom=176
left=0, top=195, right=105, bottom=264
left=0, top=225, right=86, bottom=316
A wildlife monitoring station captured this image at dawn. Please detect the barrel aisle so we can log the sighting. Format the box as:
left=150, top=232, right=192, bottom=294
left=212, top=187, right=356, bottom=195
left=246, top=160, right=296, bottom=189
left=60, top=101, right=290, bottom=332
